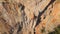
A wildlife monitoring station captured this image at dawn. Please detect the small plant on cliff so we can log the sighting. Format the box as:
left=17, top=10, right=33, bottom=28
left=48, top=25, right=60, bottom=34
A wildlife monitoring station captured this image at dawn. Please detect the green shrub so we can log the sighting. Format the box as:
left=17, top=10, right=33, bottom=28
left=48, top=25, right=60, bottom=34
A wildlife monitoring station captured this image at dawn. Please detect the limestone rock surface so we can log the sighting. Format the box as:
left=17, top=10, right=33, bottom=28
left=0, top=0, right=60, bottom=34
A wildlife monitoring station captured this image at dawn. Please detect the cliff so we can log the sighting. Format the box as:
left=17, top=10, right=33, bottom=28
left=0, top=0, right=60, bottom=34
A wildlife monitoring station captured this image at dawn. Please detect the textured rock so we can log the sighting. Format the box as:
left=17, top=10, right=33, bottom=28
left=0, top=0, right=60, bottom=34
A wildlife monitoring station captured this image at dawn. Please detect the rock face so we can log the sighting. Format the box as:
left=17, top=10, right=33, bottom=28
left=0, top=0, right=60, bottom=34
